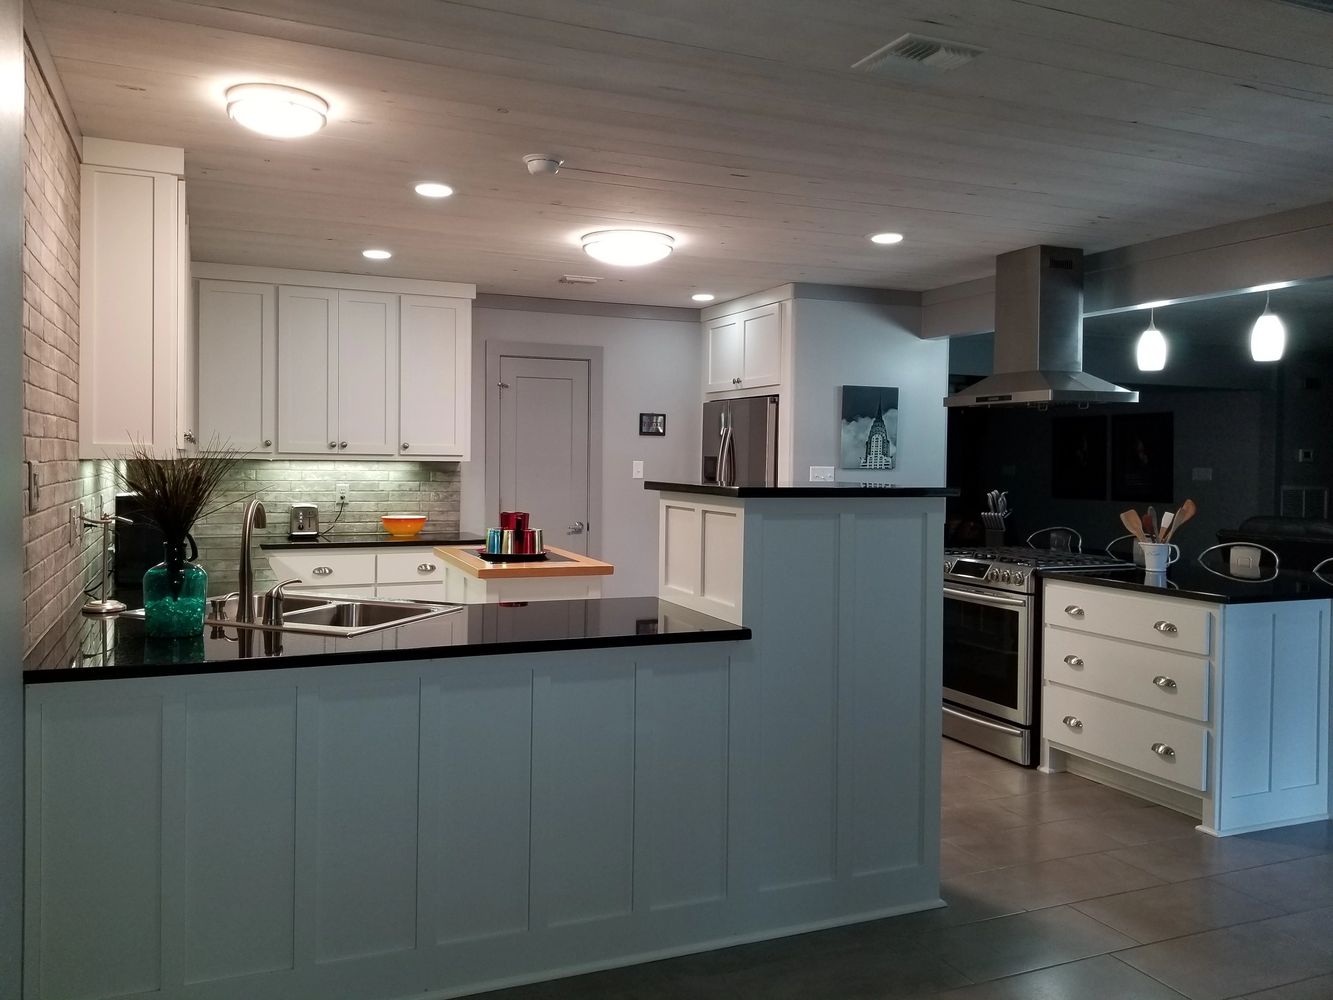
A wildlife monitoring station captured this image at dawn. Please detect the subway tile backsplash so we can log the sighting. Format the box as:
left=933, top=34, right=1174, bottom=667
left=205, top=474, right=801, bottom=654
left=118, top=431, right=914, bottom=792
left=188, top=460, right=461, bottom=588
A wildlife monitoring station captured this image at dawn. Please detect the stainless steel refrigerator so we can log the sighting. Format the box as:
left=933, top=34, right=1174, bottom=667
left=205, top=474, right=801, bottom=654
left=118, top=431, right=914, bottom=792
left=701, top=395, right=779, bottom=487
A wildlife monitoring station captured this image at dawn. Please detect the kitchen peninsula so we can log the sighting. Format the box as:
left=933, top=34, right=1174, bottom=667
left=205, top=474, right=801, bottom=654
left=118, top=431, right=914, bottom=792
left=22, top=483, right=951, bottom=1000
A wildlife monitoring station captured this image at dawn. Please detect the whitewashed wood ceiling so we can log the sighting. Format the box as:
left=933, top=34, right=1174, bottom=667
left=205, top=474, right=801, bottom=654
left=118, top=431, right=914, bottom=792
left=32, top=0, right=1333, bottom=306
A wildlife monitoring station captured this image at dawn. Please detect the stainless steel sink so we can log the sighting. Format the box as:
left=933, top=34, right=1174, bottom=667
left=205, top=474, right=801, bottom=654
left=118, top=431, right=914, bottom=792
left=122, top=593, right=462, bottom=638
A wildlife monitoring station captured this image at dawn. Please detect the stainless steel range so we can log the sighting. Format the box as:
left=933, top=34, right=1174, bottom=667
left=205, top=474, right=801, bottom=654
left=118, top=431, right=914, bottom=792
left=942, top=546, right=1131, bottom=765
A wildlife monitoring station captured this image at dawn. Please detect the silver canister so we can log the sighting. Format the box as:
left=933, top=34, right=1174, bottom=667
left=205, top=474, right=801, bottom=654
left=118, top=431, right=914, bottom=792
left=530, top=528, right=544, bottom=554
left=486, top=528, right=503, bottom=554
left=500, top=528, right=516, bottom=555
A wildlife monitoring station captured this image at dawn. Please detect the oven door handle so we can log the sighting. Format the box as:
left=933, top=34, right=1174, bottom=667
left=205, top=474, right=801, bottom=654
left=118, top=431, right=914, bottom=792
left=944, top=586, right=1028, bottom=608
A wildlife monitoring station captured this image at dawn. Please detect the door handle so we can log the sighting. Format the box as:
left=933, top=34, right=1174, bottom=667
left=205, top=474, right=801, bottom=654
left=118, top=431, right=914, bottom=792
left=567, top=521, right=586, bottom=535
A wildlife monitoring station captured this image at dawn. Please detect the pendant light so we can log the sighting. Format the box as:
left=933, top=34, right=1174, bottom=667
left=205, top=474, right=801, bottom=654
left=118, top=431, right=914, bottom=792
left=1136, top=309, right=1168, bottom=372
left=1250, top=292, right=1286, bottom=362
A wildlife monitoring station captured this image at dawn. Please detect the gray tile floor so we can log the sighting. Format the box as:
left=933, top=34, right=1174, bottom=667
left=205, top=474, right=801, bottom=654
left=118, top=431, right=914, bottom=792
left=470, top=739, right=1333, bottom=999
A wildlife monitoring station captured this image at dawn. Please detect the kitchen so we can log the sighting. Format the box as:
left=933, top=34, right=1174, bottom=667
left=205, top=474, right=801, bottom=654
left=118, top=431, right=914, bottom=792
left=6, top=3, right=1333, bottom=1000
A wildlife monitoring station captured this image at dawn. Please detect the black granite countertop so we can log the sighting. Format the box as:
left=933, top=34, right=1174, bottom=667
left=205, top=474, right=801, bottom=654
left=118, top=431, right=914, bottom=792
left=24, top=594, right=750, bottom=682
left=1044, top=566, right=1333, bottom=605
left=644, top=481, right=958, bottom=499
left=261, top=531, right=485, bottom=551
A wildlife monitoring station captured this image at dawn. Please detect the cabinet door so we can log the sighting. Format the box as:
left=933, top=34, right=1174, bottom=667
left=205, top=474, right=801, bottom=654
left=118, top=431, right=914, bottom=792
left=704, top=315, right=742, bottom=392
left=336, top=290, right=398, bottom=456
left=277, top=287, right=338, bottom=455
left=197, top=280, right=276, bottom=454
left=79, top=165, right=180, bottom=456
left=739, top=302, right=782, bottom=388
left=399, top=294, right=469, bottom=458
left=176, top=180, right=196, bottom=452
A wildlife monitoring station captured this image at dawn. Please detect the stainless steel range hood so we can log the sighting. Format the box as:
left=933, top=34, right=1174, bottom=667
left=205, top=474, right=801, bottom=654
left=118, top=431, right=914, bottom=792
left=945, top=245, right=1138, bottom=408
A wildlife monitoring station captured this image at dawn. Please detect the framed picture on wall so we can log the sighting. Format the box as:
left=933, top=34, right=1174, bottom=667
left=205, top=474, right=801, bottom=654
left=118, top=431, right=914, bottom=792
left=638, top=412, right=666, bottom=436
left=840, top=386, right=899, bottom=470
left=1051, top=416, right=1108, bottom=500
left=1111, top=412, right=1174, bottom=502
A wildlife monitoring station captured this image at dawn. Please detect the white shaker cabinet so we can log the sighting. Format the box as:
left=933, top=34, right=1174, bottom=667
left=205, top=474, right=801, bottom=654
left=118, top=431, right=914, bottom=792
left=703, top=302, right=784, bottom=395
left=335, top=290, right=399, bottom=456
left=79, top=141, right=188, bottom=457
left=276, top=286, right=339, bottom=455
left=398, top=294, right=469, bottom=458
left=196, top=280, right=276, bottom=454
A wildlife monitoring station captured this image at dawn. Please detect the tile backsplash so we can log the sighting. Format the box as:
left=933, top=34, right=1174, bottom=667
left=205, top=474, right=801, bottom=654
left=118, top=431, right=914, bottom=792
left=188, top=460, right=461, bottom=588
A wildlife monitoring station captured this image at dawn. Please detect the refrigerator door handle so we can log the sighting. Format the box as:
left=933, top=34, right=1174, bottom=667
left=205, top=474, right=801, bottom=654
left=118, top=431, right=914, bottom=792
left=765, top=396, right=779, bottom=487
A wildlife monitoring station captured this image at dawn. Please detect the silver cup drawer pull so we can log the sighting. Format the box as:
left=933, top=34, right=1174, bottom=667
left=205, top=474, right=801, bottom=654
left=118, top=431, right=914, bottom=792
left=1152, top=675, right=1178, bottom=690
left=1153, top=620, right=1178, bottom=634
left=1062, top=715, right=1084, bottom=731
left=1064, top=605, right=1085, bottom=618
left=312, top=566, right=334, bottom=576
left=1151, top=742, right=1176, bottom=760
left=417, top=563, right=437, bottom=573
left=1063, top=654, right=1085, bottom=668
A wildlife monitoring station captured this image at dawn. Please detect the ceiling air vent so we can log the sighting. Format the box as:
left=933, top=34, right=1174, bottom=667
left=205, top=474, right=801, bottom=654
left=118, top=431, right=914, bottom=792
left=558, top=274, right=601, bottom=285
left=852, top=33, right=984, bottom=73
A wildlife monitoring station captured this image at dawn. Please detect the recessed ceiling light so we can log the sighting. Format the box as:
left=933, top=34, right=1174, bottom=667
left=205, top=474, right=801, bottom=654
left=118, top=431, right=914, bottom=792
left=869, top=232, right=904, bottom=245
left=692, top=293, right=716, bottom=303
left=362, top=249, right=392, bottom=260
left=580, top=230, right=675, bottom=267
left=225, top=83, right=328, bottom=138
left=414, top=182, right=454, bottom=198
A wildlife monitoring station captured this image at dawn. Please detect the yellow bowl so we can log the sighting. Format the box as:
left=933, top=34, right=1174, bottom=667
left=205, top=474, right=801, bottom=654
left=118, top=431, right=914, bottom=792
left=382, top=514, right=428, bottom=537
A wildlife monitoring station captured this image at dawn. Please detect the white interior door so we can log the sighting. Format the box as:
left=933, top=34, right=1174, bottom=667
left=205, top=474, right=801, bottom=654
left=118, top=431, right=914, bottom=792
left=498, top=357, right=591, bottom=555
left=336, top=290, right=398, bottom=456
left=277, top=286, right=338, bottom=455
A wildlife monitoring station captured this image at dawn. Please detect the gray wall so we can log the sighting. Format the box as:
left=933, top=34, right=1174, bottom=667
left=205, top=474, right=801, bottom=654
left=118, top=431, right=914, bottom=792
left=1278, top=349, right=1333, bottom=502
left=462, top=303, right=703, bottom=599
left=790, top=297, right=949, bottom=486
left=1, top=0, right=23, bottom=987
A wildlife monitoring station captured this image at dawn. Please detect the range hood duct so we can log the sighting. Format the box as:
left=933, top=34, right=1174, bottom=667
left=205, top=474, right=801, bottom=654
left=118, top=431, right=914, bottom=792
left=945, top=245, right=1138, bottom=408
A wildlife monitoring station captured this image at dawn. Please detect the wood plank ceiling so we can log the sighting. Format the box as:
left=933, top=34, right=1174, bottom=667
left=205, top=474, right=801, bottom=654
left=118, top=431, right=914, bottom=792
left=32, top=0, right=1333, bottom=305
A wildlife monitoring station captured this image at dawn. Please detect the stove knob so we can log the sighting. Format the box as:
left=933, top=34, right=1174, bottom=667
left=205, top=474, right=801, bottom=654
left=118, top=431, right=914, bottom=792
left=986, top=568, right=998, bottom=582
left=1002, top=570, right=1013, bottom=583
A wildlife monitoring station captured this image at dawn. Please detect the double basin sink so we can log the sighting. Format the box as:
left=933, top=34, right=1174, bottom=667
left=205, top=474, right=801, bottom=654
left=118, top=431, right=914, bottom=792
left=125, top=593, right=462, bottom=638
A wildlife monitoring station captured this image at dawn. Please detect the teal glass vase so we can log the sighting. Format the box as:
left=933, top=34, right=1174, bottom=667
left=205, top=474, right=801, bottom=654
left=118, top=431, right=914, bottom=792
left=142, top=537, right=207, bottom=638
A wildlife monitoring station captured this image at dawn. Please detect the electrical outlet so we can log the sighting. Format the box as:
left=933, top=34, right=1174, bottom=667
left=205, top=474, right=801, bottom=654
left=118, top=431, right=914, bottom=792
left=809, top=465, right=835, bottom=482
left=26, top=461, right=38, bottom=513
left=632, top=460, right=644, bottom=479
left=1297, top=448, right=1315, bottom=464
left=336, top=482, right=350, bottom=502
left=69, top=502, right=84, bottom=547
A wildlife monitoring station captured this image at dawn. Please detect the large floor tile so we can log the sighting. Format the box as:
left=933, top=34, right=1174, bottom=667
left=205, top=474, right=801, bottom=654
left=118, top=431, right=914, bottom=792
left=992, top=783, right=1156, bottom=824
left=1212, top=856, right=1333, bottom=913
left=1236, top=820, right=1333, bottom=855
left=1238, top=973, right=1333, bottom=999
left=941, top=800, right=1038, bottom=837
left=944, top=816, right=1125, bottom=868
left=1109, top=832, right=1321, bottom=883
left=1093, top=805, right=1203, bottom=847
left=1117, top=913, right=1333, bottom=1000
left=929, top=954, right=1190, bottom=999
left=946, top=850, right=1164, bottom=910
left=919, top=905, right=1136, bottom=982
left=717, top=939, right=971, bottom=999
left=1072, top=879, right=1282, bottom=943
left=941, top=840, right=1004, bottom=878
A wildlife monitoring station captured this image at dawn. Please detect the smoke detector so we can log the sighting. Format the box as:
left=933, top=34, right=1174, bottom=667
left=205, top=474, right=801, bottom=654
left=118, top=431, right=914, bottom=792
left=523, top=153, right=564, bottom=176
left=852, top=33, right=984, bottom=73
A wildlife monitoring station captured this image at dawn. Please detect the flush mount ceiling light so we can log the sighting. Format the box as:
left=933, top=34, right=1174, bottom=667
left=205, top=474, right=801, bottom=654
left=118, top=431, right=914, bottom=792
left=869, top=232, right=904, bottom=245
left=1135, top=310, right=1168, bottom=372
left=414, top=181, right=454, bottom=198
left=225, top=83, right=328, bottom=138
left=362, top=248, right=392, bottom=260
left=1250, top=292, right=1286, bottom=362
left=692, top=293, right=716, bottom=303
left=580, top=230, right=674, bottom=267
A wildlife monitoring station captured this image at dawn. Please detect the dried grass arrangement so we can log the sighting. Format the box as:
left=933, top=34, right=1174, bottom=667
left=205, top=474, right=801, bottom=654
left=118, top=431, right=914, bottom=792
left=117, top=438, right=251, bottom=545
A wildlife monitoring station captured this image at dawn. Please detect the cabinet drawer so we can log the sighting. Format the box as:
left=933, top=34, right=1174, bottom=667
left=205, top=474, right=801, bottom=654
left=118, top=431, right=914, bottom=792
left=377, top=550, right=445, bottom=585
left=268, top=551, right=376, bottom=586
left=376, top=582, right=447, bottom=602
left=1044, top=582, right=1213, bottom=655
left=1043, top=628, right=1211, bottom=721
left=1044, top=684, right=1209, bottom=792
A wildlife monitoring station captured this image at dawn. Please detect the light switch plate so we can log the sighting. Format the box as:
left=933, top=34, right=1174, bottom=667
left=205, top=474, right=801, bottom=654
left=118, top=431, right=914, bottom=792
left=632, top=460, right=644, bottom=479
left=809, top=465, right=835, bottom=482
left=1191, top=467, right=1214, bottom=481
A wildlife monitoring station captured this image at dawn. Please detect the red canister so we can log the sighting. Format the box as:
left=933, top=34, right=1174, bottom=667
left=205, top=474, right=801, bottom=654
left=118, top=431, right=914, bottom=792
left=513, top=511, right=530, bottom=534
left=499, top=511, right=518, bottom=530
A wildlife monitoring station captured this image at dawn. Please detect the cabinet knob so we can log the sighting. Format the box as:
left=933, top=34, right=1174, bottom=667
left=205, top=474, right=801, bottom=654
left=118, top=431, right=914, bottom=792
left=401, top=442, right=410, bottom=451
left=339, top=441, right=348, bottom=449
left=1064, top=605, right=1085, bottom=618
left=1062, top=715, right=1084, bottom=732
left=1063, top=654, right=1084, bottom=668
left=1152, top=675, right=1178, bottom=690
left=1151, top=742, right=1176, bottom=760
left=329, top=441, right=337, bottom=449
left=1153, top=620, right=1178, bottom=634
left=732, top=377, right=741, bottom=385
left=417, top=563, right=436, bottom=573
left=312, top=566, right=333, bottom=576
left=263, top=439, right=272, bottom=448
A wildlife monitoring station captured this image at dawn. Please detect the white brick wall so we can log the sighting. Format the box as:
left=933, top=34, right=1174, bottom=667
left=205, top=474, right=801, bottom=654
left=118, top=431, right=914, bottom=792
left=22, top=46, right=112, bottom=651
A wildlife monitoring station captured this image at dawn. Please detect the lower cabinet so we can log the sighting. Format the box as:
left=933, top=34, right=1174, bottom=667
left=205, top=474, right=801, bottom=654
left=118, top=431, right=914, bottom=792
left=266, top=547, right=445, bottom=601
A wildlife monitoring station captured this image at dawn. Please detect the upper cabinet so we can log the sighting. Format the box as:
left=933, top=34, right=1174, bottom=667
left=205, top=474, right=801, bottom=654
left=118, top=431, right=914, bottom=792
left=703, top=301, right=785, bottom=395
left=79, top=140, right=189, bottom=457
left=196, top=267, right=474, bottom=461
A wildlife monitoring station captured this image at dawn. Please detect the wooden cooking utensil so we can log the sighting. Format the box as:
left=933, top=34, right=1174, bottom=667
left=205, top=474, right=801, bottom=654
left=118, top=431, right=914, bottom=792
left=1165, top=499, right=1196, bottom=541
left=1120, top=509, right=1147, bottom=542
left=1160, top=510, right=1175, bottom=539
